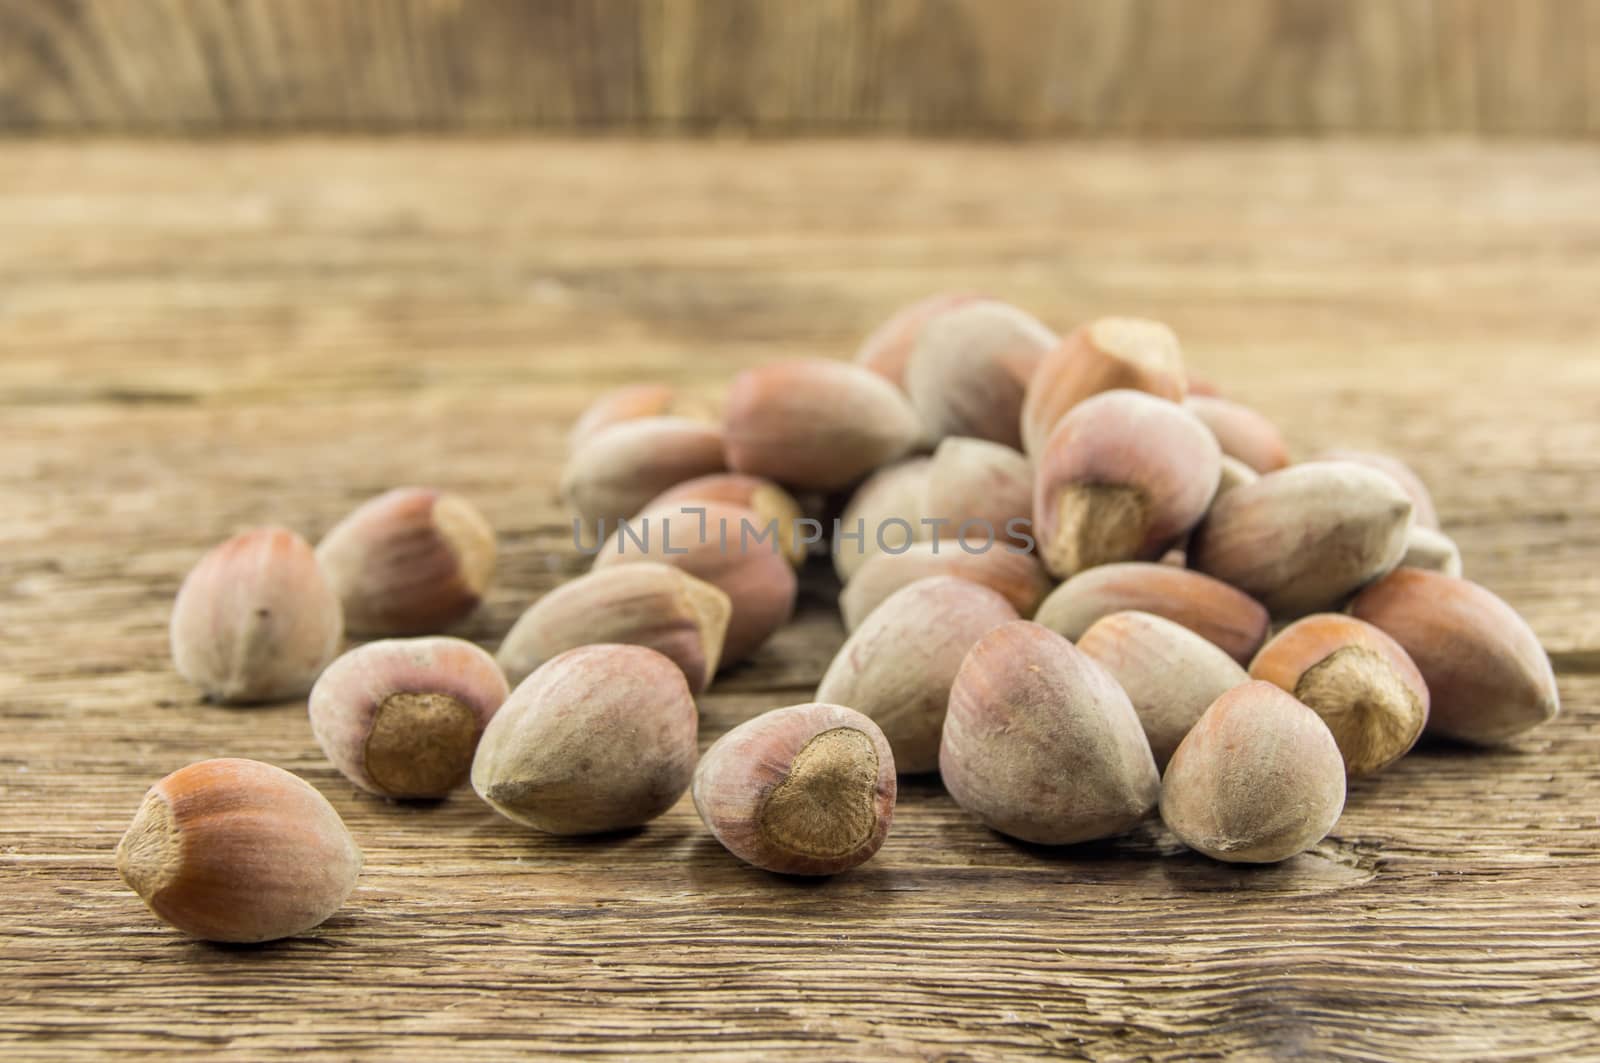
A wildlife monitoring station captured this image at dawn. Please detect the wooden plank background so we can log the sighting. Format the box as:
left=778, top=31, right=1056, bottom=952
left=1, top=0, right=1599, bottom=136
left=2, top=138, right=1599, bottom=1058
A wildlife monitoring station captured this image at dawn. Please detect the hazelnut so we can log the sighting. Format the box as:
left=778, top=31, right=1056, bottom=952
left=1249, top=614, right=1428, bottom=775
left=1183, top=395, right=1290, bottom=473
left=940, top=621, right=1160, bottom=844
left=854, top=292, right=979, bottom=388
left=471, top=645, right=698, bottom=834
left=922, top=437, right=1033, bottom=546
left=498, top=563, right=730, bottom=692
left=723, top=359, right=922, bottom=490
left=1033, top=562, right=1270, bottom=665
left=1188, top=461, right=1412, bottom=618
left=317, top=487, right=496, bottom=636
left=903, top=299, right=1057, bottom=448
left=1020, top=316, right=1187, bottom=457
left=693, top=703, right=896, bottom=876
left=816, top=577, right=1019, bottom=773
left=116, top=758, right=362, bottom=942
left=1076, top=610, right=1249, bottom=770
left=568, top=383, right=716, bottom=453
left=561, top=416, right=727, bottom=532
left=1315, top=448, right=1439, bottom=529
left=1033, top=389, right=1221, bottom=579
left=1159, top=681, right=1346, bottom=863
left=1350, top=569, right=1558, bottom=745
left=1400, top=524, right=1462, bottom=576
left=647, top=473, right=808, bottom=567
left=834, top=456, right=931, bottom=581
left=839, top=540, right=1051, bottom=632
left=169, top=526, right=343, bottom=704
left=309, top=636, right=510, bottom=798
left=592, top=501, right=796, bottom=666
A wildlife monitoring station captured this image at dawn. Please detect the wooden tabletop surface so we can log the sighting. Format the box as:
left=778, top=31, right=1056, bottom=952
left=2, top=139, right=1598, bottom=1061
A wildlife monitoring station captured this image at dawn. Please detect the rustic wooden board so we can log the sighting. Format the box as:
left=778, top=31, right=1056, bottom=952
left=2, top=139, right=1599, bottom=1060
left=2, top=0, right=1600, bottom=136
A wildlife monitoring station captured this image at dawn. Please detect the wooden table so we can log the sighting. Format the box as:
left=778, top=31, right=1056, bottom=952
left=2, top=139, right=1597, bottom=1060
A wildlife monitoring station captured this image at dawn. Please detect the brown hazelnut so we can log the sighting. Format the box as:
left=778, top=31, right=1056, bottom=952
left=1249, top=614, right=1428, bottom=775
left=834, top=456, right=931, bottom=581
left=1315, top=448, right=1439, bottom=529
left=1076, top=610, right=1249, bottom=770
left=723, top=359, right=922, bottom=490
left=816, top=577, right=1020, bottom=774
left=592, top=501, right=796, bottom=666
left=561, top=417, right=727, bottom=532
left=1021, top=316, right=1187, bottom=457
left=568, top=384, right=717, bottom=453
left=116, top=758, right=362, bottom=942
left=317, top=487, right=496, bottom=636
left=922, top=437, right=1033, bottom=546
left=309, top=636, right=510, bottom=798
left=498, top=563, right=730, bottom=693
left=1350, top=569, right=1558, bottom=745
left=1160, top=682, right=1346, bottom=863
left=1183, top=395, right=1290, bottom=473
left=1033, top=562, right=1270, bottom=665
left=1033, top=389, right=1221, bottom=579
left=1188, top=461, right=1412, bottom=618
left=839, top=540, right=1051, bottom=632
left=647, top=473, right=809, bottom=567
left=903, top=299, right=1057, bottom=448
left=471, top=645, right=698, bottom=834
left=940, top=621, right=1160, bottom=845
left=854, top=292, right=980, bottom=388
left=693, top=703, right=896, bottom=876
left=170, top=526, right=343, bottom=704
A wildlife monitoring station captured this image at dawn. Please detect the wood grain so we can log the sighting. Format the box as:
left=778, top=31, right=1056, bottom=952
left=0, top=0, right=1598, bottom=135
left=1, top=138, right=1599, bottom=1059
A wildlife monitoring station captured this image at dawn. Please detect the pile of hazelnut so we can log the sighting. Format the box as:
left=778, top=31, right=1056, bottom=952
left=118, top=296, right=1559, bottom=944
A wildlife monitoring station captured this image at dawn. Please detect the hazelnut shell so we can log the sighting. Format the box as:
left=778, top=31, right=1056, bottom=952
left=940, top=621, right=1160, bottom=845
left=693, top=703, right=896, bottom=876
left=498, top=563, right=730, bottom=692
left=561, top=416, right=727, bottom=532
left=116, top=758, right=362, bottom=943
left=170, top=526, right=343, bottom=704
left=1033, top=562, right=1270, bottom=665
left=472, top=645, right=699, bottom=834
left=309, top=636, right=510, bottom=798
left=1160, top=682, right=1346, bottom=863
left=723, top=359, right=922, bottom=491
left=1076, top=610, right=1249, bottom=770
left=1350, top=569, right=1558, bottom=745
left=1021, top=316, right=1187, bottom=457
left=816, top=577, right=1020, bottom=774
left=1033, top=389, right=1221, bottom=579
left=592, top=501, right=796, bottom=666
left=840, top=540, right=1051, bottom=632
left=1188, top=461, right=1413, bottom=618
left=903, top=299, right=1056, bottom=448
left=316, top=486, right=496, bottom=636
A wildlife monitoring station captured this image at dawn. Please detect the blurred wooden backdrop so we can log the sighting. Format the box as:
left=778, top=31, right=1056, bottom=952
left=1, top=0, right=1595, bottom=135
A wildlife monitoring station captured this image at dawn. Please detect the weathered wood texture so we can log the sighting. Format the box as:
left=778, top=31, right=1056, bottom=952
left=2, top=139, right=1599, bottom=1060
left=2, top=0, right=1600, bottom=135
